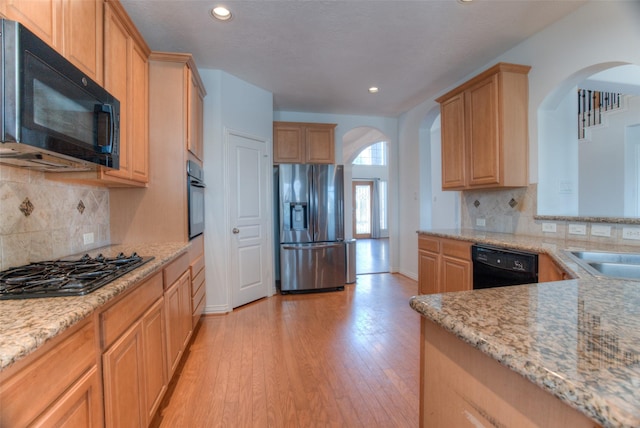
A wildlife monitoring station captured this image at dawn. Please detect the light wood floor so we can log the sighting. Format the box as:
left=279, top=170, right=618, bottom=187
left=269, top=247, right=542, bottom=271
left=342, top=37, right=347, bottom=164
left=356, top=238, right=389, bottom=274
left=153, top=273, right=420, bottom=427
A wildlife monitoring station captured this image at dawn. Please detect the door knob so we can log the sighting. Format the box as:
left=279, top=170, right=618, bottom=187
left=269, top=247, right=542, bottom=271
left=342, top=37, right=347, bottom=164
left=232, top=228, right=240, bottom=234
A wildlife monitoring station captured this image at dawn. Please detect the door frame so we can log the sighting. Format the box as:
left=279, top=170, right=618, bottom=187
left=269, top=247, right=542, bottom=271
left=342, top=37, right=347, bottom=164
left=352, top=180, right=373, bottom=239
left=223, top=127, right=275, bottom=311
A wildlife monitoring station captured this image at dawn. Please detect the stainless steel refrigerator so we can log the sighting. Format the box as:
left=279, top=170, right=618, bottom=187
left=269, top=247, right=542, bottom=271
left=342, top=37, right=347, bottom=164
left=276, top=164, right=346, bottom=292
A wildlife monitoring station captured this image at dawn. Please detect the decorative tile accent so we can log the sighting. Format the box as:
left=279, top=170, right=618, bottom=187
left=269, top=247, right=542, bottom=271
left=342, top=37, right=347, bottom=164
left=474, top=200, right=480, bottom=208
left=509, top=198, right=518, bottom=208
left=19, top=197, right=34, bottom=217
left=77, top=200, right=85, bottom=214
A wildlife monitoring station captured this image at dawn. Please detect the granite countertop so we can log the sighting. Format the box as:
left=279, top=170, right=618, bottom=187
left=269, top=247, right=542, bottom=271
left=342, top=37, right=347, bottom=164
left=411, top=229, right=640, bottom=428
left=0, top=242, right=190, bottom=372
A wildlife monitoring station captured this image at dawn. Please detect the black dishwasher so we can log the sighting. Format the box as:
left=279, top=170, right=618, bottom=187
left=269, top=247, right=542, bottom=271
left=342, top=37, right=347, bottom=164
left=471, top=244, right=538, bottom=289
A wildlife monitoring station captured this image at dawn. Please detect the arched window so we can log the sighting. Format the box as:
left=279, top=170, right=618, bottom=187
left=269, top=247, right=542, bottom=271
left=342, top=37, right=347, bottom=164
left=353, top=141, right=387, bottom=166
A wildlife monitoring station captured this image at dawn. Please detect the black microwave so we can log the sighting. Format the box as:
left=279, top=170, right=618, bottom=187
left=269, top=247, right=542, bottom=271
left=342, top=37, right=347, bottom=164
left=0, top=19, right=120, bottom=171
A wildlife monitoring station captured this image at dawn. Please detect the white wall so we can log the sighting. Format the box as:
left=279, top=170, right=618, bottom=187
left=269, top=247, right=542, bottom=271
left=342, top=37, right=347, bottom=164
left=201, top=69, right=273, bottom=314
left=397, top=1, right=640, bottom=275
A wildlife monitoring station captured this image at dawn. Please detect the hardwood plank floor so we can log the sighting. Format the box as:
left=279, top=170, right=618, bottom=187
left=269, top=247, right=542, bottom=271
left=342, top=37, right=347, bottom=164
left=153, top=273, right=420, bottom=428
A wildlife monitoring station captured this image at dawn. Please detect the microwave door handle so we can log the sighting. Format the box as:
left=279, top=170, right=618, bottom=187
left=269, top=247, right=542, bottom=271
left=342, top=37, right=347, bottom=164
left=95, top=104, right=115, bottom=154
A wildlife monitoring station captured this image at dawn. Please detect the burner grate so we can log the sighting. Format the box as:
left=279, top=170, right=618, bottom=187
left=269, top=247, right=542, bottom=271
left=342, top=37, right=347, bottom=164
left=0, top=253, right=154, bottom=300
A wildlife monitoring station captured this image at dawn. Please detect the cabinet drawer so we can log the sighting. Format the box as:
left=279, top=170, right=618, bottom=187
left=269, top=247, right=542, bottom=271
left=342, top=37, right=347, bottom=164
left=192, top=292, right=206, bottom=327
left=0, top=318, right=97, bottom=427
left=419, top=236, right=440, bottom=253
left=101, top=272, right=163, bottom=349
left=191, top=268, right=205, bottom=297
left=164, top=252, right=190, bottom=288
left=191, top=254, right=204, bottom=278
left=441, top=239, right=472, bottom=260
left=193, top=276, right=206, bottom=308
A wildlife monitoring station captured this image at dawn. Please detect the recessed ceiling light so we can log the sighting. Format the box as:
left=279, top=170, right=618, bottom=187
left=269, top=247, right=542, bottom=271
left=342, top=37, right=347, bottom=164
left=211, top=6, right=232, bottom=21
left=368, top=87, right=379, bottom=94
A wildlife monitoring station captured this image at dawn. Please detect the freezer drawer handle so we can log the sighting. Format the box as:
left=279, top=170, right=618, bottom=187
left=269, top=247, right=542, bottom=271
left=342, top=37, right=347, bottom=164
left=282, top=243, right=344, bottom=250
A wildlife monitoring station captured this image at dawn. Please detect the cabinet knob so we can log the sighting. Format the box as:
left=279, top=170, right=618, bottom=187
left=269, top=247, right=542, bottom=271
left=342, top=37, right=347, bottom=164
left=232, top=228, right=240, bottom=234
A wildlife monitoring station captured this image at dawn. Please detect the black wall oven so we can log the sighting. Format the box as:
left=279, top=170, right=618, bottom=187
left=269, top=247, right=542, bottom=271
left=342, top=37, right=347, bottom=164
left=187, top=160, right=205, bottom=239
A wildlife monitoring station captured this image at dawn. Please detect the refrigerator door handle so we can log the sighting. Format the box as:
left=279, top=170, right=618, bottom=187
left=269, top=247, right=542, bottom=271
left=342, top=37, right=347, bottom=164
left=282, top=243, right=344, bottom=250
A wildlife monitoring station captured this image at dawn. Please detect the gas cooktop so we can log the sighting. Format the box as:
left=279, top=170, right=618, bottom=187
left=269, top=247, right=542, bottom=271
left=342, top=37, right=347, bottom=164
left=0, top=252, right=154, bottom=300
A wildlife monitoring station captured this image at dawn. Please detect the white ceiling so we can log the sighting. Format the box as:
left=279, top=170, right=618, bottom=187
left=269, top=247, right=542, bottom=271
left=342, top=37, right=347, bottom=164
left=120, top=0, right=586, bottom=117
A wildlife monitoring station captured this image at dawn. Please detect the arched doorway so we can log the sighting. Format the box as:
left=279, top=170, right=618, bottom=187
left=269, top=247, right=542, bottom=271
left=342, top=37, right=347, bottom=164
left=343, top=127, right=390, bottom=274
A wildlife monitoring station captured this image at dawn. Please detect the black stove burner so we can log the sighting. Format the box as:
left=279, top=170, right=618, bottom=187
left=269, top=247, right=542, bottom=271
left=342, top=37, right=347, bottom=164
left=0, top=252, right=154, bottom=300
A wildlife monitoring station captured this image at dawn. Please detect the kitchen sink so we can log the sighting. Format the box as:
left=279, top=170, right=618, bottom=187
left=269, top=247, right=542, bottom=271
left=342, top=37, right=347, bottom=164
left=565, top=250, right=640, bottom=280
left=586, top=262, right=640, bottom=280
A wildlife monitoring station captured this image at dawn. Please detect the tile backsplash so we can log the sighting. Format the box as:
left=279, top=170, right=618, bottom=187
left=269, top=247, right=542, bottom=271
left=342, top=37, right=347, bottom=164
left=461, top=183, right=640, bottom=248
left=0, top=165, right=110, bottom=270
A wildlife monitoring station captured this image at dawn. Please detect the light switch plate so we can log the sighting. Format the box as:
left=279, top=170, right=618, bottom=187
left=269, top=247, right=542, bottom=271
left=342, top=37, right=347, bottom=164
left=591, top=225, right=611, bottom=237
left=542, top=223, right=557, bottom=233
left=568, top=224, right=587, bottom=235
left=476, top=218, right=486, bottom=227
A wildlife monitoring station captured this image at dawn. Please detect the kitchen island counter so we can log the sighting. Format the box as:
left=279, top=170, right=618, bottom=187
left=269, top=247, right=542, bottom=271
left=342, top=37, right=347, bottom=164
left=411, top=229, right=640, bottom=427
left=0, top=242, right=189, bottom=371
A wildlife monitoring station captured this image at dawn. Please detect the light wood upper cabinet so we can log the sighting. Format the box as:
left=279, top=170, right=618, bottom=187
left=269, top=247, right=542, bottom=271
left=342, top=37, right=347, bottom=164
left=1, top=0, right=61, bottom=54
left=102, top=1, right=149, bottom=186
left=45, top=0, right=150, bottom=187
left=62, top=0, right=103, bottom=83
left=2, top=0, right=103, bottom=84
left=273, top=121, right=337, bottom=164
left=436, top=63, right=531, bottom=190
left=187, top=65, right=206, bottom=160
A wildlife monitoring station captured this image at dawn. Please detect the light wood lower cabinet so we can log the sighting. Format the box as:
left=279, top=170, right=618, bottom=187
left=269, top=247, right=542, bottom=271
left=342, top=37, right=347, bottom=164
left=539, top=253, right=571, bottom=282
left=101, top=272, right=165, bottom=428
left=164, top=253, right=193, bottom=378
left=418, top=235, right=472, bottom=294
left=420, top=318, right=598, bottom=427
left=189, top=234, right=206, bottom=328
left=0, top=316, right=102, bottom=427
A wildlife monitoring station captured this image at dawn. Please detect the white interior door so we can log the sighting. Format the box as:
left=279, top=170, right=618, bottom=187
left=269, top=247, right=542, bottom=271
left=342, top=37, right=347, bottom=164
left=227, top=130, right=270, bottom=308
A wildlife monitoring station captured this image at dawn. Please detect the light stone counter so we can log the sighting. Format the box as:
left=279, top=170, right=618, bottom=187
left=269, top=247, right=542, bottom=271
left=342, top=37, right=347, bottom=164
left=0, top=242, right=190, bottom=371
left=411, top=229, right=640, bottom=428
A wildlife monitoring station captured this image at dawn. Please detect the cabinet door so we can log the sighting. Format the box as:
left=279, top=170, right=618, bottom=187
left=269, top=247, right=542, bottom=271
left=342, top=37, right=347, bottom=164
left=273, top=123, right=304, bottom=163
left=165, top=270, right=192, bottom=378
left=129, top=41, right=149, bottom=183
left=305, top=125, right=335, bottom=164
left=440, top=93, right=466, bottom=189
left=441, top=256, right=472, bottom=293
left=2, top=0, right=61, bottom=48
left=103, top=4, right=131, bottom=181
left=187, top=67, right=204, bottom=160
left=31, top=367, right=103, bottom=428
left=62, top=0, right=102, bottom=83
left=466, top=74, right=500, bottom=187
left=103, top=323, right=146, bottom=428
left=419, top=250, right=439, bottom=294
left=142, top=298, right=167, bottom=424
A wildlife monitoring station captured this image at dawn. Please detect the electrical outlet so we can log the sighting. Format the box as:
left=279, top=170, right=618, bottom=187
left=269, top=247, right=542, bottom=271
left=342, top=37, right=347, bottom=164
left=591, top=225, right=611, bottom=237
left=83, top=232, right=94, bottom=245
left=542, top=223, right=557, bottom=233
left=476, top=218, right=486, bottom=227
left=622, top=227, right=640, bottom=240
left=568, top=224, right=587, bottom=235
